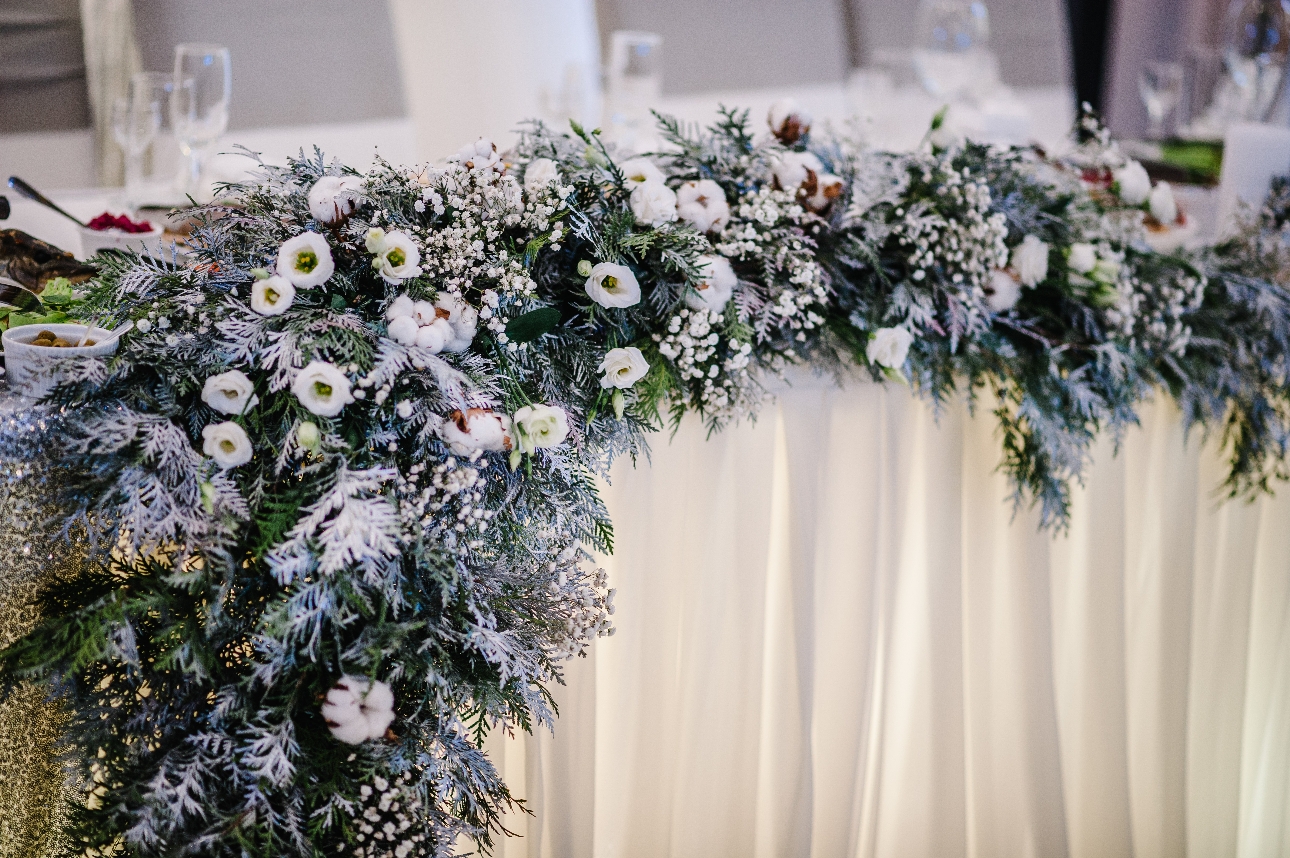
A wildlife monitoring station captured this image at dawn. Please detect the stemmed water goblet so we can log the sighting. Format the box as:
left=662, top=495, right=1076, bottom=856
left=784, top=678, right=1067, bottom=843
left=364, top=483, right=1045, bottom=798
left=171, top=43, right=231, bottom=200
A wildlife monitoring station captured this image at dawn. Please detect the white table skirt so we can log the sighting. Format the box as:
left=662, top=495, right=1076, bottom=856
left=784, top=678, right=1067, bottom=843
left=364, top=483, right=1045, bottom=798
left=481, top=378, right=1290, bottom=858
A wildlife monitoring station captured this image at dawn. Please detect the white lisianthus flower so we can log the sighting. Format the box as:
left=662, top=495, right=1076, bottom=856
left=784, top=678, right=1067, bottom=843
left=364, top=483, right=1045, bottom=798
left=986, top=269, right=1023, bottom=313
left=771, top=151, right=824, bottom=191
left=513, top=404, right=569, bottom=453
left=276, top=232, right=334, bottom=289
left=1149, top=181, right=1178, bottom=225
left=321, top=676, right=396, bottom=745
left=1012, top=235, right=1050, bottom=287
left=368, top=229, right=423, bottom=284
left=686, top=255, right=737, bottom=313
left=618, top=157, right=665, bottom=187
left=385, top=294, right=416, bottom=321
left=202, top=369, right=258, bottom=415
left=306, top=175, right=363, bottom=225
left=201, top=421, right=253, bottom=468
left=1068, top=242, right=1098, bottom=274
left=866, top=326, right=914, bottom=369
left=1114, top=160, right=1152, bottom=205
left=598, top=346, right=650, bottom=389
left=291, top=361, right=354, bottom=417
left=250, top=275, right=295, bottom=316
left=768, top=98, right=812, bottom=144
left=585, top=262, right=641, bottom=308
left=435, top=293, right=479, bottom=351
left=439, top=408, right=512, bottom=454
left=676, top=179, right=731, bottom=233
left=630, top=180, right=678, bottom=227
left=525, top=158, right=560, bottom=191
left=386, top=314, right=419, bottom=345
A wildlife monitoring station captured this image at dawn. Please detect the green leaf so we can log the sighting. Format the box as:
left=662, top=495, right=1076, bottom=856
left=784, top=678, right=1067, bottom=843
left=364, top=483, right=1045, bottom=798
left=504, top=307, right=561, bottom=343
left=330, top=293, right=347, bottom=310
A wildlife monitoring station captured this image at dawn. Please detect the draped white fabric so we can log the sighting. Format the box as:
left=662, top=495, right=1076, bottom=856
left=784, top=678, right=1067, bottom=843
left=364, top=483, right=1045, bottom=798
left=482, top=373, right=1290, bottom=858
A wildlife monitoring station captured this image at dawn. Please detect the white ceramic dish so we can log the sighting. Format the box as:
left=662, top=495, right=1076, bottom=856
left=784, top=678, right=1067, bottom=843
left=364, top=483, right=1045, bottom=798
left=2, top=323, right=119, bottom=399
left=79, top=223, right=166, bottom=259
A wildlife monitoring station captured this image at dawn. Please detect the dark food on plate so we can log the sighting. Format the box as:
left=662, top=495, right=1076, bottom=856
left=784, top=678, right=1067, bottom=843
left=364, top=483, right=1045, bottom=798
left=28, top=329, right=94, bottom=348
left=0, top=229, right=96, bottom=290
left=86, top=212, right=155, bottom=233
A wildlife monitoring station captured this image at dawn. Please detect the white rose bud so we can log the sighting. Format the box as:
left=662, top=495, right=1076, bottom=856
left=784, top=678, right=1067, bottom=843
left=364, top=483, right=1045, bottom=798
left=307, top=175, right=363, bottom=225
left=585, top=262, right=641, bottom=308
left=986, top=269, right=1023, bottom=313
left=296, top=420, right=321, bottom=452
left=598, top=346, right=650, bottom=389
left=1011, top=234, right=1050, bottom=287
left=1149, top=181, right=1178, bottom=225
left=513, top=403, right=570, bottom=453
left=685, top=255, right=737, bottom=313
left=439, top=408, right=512, bottom=454
left=1114, top=160, right=1152, bottom=206
left=618, top=157, right=665, bottom=187
left=202, top=369, right=259, bottom=415
left=276, top=232, right=334, bottom=289
left=630, top=180, right=678, bottom=227
left=1068, top=243, right=1098, bottom=274
left=201, top=421, right=253, bottom=468
left=525, top=158, right=560, bottom=191
left=866, top=326, right=914, bottom=369
left=291, top=360, right=354, bottom=417
left=676, top=179, right=731, bottom=233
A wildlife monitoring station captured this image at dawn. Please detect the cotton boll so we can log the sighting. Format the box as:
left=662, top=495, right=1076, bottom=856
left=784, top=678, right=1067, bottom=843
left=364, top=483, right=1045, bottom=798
left=985, top=269, right=1022, bottom=313
left=1011, top=235, right=1050, bottom=287
left=676, top=179, right=731, bottom=233
left=1114, top=160, right=1152, bottom=205
left=771, top=151, right=824, bottom=192
left=386, top=294, right=416, bottom=321
left=387, top=314, right=419, bottom=345
left=413, top=300, right=438, bottom=327
left=415, top=321, right=448, bottom=352
left=768, top=98, right=811, bottom=144
left=307, top=175, right=363, bottom=224
left=1149, top=181, right=1178, bottom=225
left=630, top=180, right=678, bottom=227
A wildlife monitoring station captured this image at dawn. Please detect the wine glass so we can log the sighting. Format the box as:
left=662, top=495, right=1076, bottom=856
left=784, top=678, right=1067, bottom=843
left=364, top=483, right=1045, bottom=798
left=1138, top=61, right=1184, bottom=139
left=171, top=43, right=231, bottom=199
left=111, top=95, right=161, bottom=208
left=130, top=71, right=182, bottom=204
left=912, top=1, right=997, bottom=103
left=603, top=31, right=663, bottom=153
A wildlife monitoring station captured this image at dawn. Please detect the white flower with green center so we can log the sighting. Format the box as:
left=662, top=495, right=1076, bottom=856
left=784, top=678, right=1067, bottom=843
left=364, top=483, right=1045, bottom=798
left=618, top=157, right=665, bottom=187
left=513, top=403, right=570, bottom=453
left=366, top=228, right=423, bottom=285
left=201, top=421, right=253, bottom=468
left=291, top=360, right=354, bottom=417
left=276, top=232, right=334, bottom=289
left=598, top=347, right=649, bottom=389
left=250, top=274, right=295, bottom=316
left=585, top=262, right=641, bottom=308
left=201, top=369, right=259, bottom=415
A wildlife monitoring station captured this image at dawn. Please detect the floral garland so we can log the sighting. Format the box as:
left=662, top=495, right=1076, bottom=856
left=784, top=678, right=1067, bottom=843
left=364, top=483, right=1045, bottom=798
left=3, top=105, right=1290, bottom=857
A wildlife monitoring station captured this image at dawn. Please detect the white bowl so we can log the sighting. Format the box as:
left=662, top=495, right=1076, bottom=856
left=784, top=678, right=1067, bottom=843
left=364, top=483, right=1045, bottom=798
left=2, top=323, right=119, bottom=399
left=79, top=223, right=166, bottom=259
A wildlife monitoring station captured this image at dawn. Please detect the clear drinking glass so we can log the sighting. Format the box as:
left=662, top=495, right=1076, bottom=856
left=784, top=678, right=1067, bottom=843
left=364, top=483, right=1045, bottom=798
left=171, top=43, right=231, bottom=198
left=912, top=0, right=997, bottom=102
left=1138, top=61, right=1184, bottom=138
left=603, top=31, right=663, bottom=153
left=130, top=71, right=182, bottom=205
left=111, top=95, right=161, bottom=207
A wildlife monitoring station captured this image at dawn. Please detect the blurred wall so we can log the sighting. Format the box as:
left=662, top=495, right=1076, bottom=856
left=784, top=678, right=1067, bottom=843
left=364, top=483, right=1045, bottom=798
left=0, top=0, right=91, bottom=133
left=132, top=0, right=406, bottom=130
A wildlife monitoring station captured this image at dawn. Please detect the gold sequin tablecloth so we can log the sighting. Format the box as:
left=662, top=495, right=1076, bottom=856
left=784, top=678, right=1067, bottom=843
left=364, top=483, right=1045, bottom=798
left=0, top=391, right=76, bottom=858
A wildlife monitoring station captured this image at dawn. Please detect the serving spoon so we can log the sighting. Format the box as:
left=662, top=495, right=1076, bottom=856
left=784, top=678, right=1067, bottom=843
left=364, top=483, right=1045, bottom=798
left=6, top=176, right=86, bottom=228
